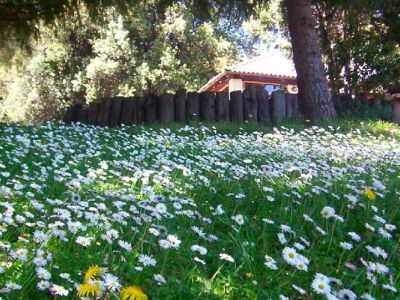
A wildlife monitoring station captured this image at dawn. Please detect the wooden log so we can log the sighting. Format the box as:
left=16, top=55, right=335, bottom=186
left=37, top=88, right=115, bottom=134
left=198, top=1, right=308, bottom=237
left=243, top=86, right=258, bottom=122
left=87, top=102, right=99, bottom=125
left=108, top=97, right=123, bottom=127
left=187, top=92, right=200, bottom=120
left=158, top=93, right=175, bottom=123
left=230, top=90, right=243, bottom=123
left=257, top=88, right=271, bottom=124
left=174, top=89, right=187, bottom=122
left=332, top=95, right=341, bottom=113
left=286, top=93, right=299, bottom=119
left=373, top=99, right=382, bottom=108
left=292, top=94, right=301, bottom=118
left=200, top=92, right=216, bottom=121
left=71, top=104, right=83, bottom=123
left=63, top=106, right=74, bottom=124
left=144, top=94, right=158, bottom=124
left=271, top=90, right=286, bottom=121
left=361, top=93, right=370, bottom=106
left=76, top=105, right=88, bottom=123
left=216, top=91, right=230, bottom=121
left=360, top=93, right=370, bottom=115
left=392, top=99, right=400, bottom=124
left=69, top=105, right=78, bottom=123
left=285, top=93, right=293, bottom=119
left=243, top=89, right=250, bottom=120
left=134, top=97, right=145, bottom=124
left=97, top=97, right=112, bottom=127
left=120, top=98, right=135, bottom=126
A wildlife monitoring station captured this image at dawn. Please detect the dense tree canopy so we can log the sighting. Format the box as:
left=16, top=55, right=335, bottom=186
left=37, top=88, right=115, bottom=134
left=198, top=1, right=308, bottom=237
left=315, top=0, right=400, bottom=97
left=0, top=1, right=272, bottom=121
left=0, top=0, right=131, bottom=46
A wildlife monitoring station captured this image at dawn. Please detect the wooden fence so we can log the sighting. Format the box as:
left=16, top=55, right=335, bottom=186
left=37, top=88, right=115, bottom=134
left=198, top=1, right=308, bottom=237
left=63, top=87, right=301, bottom=126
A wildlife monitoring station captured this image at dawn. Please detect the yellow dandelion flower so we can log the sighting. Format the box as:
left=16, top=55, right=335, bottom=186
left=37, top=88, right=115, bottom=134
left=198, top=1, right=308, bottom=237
left=120, top=285, right=148, bottom=300
left=77, top=282, right=101, bottom=297
left=365, top=188, right=376, bottom=201
left=84, top=265, right=104, bottom=282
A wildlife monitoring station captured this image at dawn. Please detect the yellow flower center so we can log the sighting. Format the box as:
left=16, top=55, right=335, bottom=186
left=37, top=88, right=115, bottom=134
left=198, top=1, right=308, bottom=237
left=365, top=188, right=376, bottom=201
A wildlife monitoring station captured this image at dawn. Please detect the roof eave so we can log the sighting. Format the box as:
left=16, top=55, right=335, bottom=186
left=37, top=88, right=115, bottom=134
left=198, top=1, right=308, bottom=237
left=198, top=71, right=227, bottom=92
left=199, top=70, right=297, bottom=93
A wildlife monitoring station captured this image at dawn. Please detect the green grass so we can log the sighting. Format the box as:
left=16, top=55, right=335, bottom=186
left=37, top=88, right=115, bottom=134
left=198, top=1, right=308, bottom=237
left=0, top=119, right=399, bottom=299
left=119, top=118, right=400, bottom=139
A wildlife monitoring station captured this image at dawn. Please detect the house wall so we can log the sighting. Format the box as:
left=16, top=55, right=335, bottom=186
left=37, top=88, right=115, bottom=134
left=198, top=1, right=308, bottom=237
left=228, top=79, right=244, bottom=93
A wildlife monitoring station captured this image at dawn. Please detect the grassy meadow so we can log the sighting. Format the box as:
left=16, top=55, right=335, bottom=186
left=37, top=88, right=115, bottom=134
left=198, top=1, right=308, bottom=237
left=0, top=119, right=399, bottom=299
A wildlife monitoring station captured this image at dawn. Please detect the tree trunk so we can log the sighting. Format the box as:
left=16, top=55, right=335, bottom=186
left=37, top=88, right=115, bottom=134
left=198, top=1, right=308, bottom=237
left=315, top=4, right=338, bottom=95
left=285, top=0, right=337, bottom=120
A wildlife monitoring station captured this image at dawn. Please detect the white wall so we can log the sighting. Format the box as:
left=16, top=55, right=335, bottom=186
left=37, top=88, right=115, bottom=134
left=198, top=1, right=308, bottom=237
left=228, top=79, right=243, bottom=93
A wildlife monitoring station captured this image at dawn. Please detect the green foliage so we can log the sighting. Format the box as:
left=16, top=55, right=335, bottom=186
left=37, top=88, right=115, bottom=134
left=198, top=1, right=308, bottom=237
left=241, top=0, right=291, bottom=55
left=0, top=2, right=248, bottom=122
left=333, top=95, right=392, bottom=121
left=314, top=1, right=400, bottom=97
left=0, top=0, right=135, bottom=51
left=77, top=14, right=137, bottom=101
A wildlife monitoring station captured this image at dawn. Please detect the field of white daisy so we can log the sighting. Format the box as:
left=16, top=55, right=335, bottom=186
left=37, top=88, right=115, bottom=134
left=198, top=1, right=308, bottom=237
left=0, top=120, right=399, bottom=299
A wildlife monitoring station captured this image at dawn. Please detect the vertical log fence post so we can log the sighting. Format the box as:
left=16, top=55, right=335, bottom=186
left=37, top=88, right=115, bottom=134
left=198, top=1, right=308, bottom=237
left=285, top=93, right=296, bottom=119
left=392, top=99, right=400, bottom=124
left=243, top=86, right=258, bottom=122
left=230, top=90, right=243, bottom=123
left=76, top=106, right=88, bottom=124
left=257, top=89, right=271, bottom=124
left=216, top=91, right=230, bottom=121
left=158, top=93, right=175, bottom=123
left=108, top=97, right=123, bottom=127
left=63, top=106, right=74, bottom=124
left=134, top=97, right=145, bottom=124
left=87, top=102, right=99, bottom=125
left=97, top=97, right=112, bottom=127
left=271, top=90, right=286, bottom=122
left=200, top=92, right=216, bottom=122
left=374, top=99, right=382, bottom=109
left=175, top=89, right=187, bottom=122
left=70, top=104, right=82, bottom=123
left=144, top=94, right=158, bottom=124
left=187, top=92, right=200, bottom=121
left=120, top=98, right=135, bottom=126
left=292, top=94, right=301, bottom=118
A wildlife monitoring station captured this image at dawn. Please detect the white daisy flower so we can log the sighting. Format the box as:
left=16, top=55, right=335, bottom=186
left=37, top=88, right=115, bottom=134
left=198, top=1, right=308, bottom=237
left=321, top=206, right=335, bottom=219
left=219, top=253, right=235, bottom=263
left=311, top=273, right=331, bottom=295
left=118, top=240, right=132, bottom=252
left=138, top=254, right=157, bottom=267
left=76, top=236, right=92, bottom=247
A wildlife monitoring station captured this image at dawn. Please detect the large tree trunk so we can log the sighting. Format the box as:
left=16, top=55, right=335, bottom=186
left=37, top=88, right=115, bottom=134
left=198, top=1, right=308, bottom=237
left=315, top=4, right=339, bottom=95
left=285, top=0, right=337, bottom=120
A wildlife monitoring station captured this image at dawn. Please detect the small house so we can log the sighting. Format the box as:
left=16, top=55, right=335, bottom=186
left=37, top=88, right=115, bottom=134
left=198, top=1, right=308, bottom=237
left=199, top=53, right=298, bottom=95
